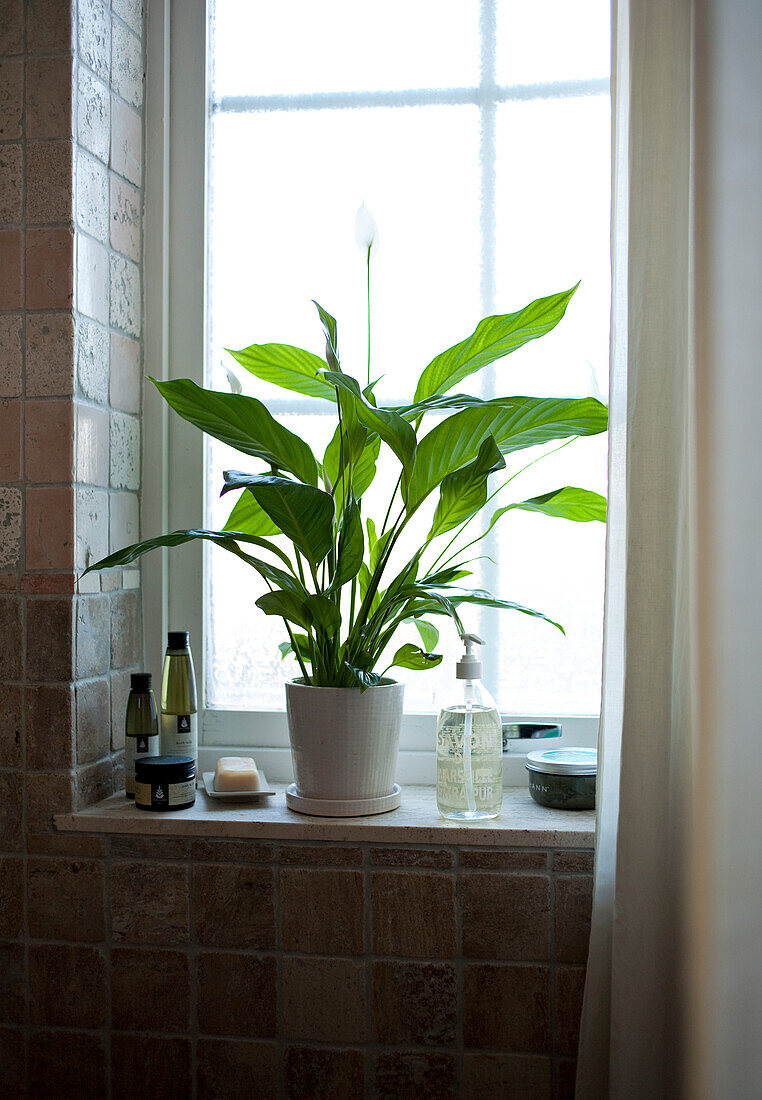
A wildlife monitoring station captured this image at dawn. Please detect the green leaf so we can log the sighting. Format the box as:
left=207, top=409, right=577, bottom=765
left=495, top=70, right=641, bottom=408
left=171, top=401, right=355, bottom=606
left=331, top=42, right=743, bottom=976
left=151, top=377, right=320, bottom=485
left=369, top=528, right=394, bottom=573
left=416, top=591, right=465, bottom=635
left=323, top=420, right=366, bottom=485
left=451, top=590, right=565, bottom=633
left=420, top=566, right=472, bottom=586
left=407, top=619, right=439, bottom=652
left=363, top=377, right=383, bottom=405
left=80, top=528, right=298, bottom=589
left=279, top=634, right=311, bottom=661
left=388, top=643, right=443, bottom=671
left=222, top=472, right=335, bottom=565
left=413, top=284, right=579, bottom=402
left=334, top=497, right=364, bottom=588
left=429, top=436, right=506, bottom=538
left=358, top=563, right=382, bottom=616
left=256, top=589, right=311, bottom=630
left=322, top=371, right=416, bottom=477
left=222, top=490, right=280, bottom=537
left=258, top=590, right=341, bottom=634
left=344, top=663, right=382, bottom=689
left=496, top=486, right=607, bottom=524
left=305, top=593, right=342, bottom=634
left=406, top=396, right=607, bottom=511
left=312, top=301, right=341, bottom=372
left=394, top=393, right=492, bottom=420
left=226, top=343, right=334, bottom=402
left=323, top=424, right=380, bottom=504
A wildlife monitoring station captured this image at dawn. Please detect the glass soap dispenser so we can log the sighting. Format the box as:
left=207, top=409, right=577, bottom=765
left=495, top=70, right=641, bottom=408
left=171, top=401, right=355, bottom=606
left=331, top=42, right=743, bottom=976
left=436, top=633, right=503, bottom=820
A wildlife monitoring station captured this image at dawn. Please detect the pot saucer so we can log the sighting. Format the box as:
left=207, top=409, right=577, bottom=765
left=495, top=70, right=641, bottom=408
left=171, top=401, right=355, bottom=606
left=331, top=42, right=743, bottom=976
left=285, top=783, right=402, bottom=817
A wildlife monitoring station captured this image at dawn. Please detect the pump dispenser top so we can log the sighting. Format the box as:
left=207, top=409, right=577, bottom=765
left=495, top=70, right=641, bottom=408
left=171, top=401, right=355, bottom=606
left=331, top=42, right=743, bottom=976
left=457, top=633, right=484, bottom=679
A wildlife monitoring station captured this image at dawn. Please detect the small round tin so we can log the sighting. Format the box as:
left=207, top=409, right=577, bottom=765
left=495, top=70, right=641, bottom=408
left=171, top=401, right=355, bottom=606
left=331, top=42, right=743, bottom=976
left=134, top=754, right=196, bottom=811
left=525, top=747, right=597, bottom=810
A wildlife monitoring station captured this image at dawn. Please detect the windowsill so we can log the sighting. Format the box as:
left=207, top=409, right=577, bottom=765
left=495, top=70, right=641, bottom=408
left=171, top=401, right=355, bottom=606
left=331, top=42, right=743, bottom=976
left=56, top=785, right=595, bottom=848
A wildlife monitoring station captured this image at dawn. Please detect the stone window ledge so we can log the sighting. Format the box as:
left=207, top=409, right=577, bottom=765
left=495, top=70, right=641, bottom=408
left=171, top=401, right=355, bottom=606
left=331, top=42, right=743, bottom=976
left=56, top=785, right=595, bottom=848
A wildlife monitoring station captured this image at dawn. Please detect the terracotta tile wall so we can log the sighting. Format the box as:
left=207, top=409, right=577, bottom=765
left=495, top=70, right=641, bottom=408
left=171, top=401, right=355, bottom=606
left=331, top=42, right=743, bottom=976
left=1, top=837, right=592, bottom=1098
left=0, top=0, right=144, bottom=827
left=0, top=0, right=147, bottom=1085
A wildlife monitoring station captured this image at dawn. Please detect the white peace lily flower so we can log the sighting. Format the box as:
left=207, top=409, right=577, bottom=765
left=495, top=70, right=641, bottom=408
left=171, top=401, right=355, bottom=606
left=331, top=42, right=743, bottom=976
left=225, top=363, right=242, bottom=395
left=355, top=202, right=379, bottom=254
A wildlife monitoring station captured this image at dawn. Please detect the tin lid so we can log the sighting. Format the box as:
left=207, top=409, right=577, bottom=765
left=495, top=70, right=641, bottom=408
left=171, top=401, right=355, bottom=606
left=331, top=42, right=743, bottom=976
left=525, top=747, right=597, bottom=775
left=134, top=754, right=195, bottom=779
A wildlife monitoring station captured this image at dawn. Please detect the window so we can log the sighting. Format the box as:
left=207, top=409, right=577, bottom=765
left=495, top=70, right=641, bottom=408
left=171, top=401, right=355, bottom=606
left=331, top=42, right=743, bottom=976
left=145, top=0, right=610, bottom=781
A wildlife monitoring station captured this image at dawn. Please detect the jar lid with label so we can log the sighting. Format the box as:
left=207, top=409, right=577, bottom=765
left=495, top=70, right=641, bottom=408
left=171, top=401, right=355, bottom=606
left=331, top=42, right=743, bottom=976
left=525, top=747, right=597, bottom=776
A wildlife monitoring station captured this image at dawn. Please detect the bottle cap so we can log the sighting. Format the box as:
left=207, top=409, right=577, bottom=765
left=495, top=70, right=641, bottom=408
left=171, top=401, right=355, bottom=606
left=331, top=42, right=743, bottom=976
left=456, top=632, right=484, bottom=679
left=167, top=631, right=190, bottom=650
left=130, top=672, right=152, bottom=692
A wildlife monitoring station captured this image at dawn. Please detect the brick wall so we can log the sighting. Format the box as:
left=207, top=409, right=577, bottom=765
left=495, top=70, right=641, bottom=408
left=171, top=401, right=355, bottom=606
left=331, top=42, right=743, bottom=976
left=2, top=836, right=592, bottom=1098
left=0, top=0, right=144, bottom=823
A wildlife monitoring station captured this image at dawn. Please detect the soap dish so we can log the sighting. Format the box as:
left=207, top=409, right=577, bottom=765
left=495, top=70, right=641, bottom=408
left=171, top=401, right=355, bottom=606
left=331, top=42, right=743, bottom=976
left=202, top=770, right=277, bottom=799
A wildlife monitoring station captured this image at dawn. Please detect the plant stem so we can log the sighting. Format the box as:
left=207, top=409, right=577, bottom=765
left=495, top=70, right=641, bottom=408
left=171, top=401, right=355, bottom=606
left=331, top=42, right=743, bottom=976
left=380, top=471, right=403, bottom=536
left=365, top=246, right=371, bottom=391
left=348, top=575, right=357, bottom=634
left=344, top=510, right=409, bottom=657
left=283, top=620, right=310, bottom=683
left=294, top=551, right=307, bottom=589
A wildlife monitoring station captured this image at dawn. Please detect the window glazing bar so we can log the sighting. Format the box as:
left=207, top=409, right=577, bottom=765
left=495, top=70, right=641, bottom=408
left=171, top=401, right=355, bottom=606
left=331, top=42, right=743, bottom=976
left=213, top=77, right=609, bottom=115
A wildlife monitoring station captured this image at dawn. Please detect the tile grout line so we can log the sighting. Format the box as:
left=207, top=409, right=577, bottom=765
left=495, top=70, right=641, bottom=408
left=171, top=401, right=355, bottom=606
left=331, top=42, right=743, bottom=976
left=188, top=854, right=199, bottom=1100
left=20, top=3, right=31, bottom=1081
left=549, top=850, right=558, bottom=1096
left=454, top=846, right=465, bottom=1096
left=104, top=834, right=113, bottom=1099
left=363, top=844, right=373, bottom=1095
left=273, top=841, right=285, bottom=1100
left=19, top=933, right=559, bottom=968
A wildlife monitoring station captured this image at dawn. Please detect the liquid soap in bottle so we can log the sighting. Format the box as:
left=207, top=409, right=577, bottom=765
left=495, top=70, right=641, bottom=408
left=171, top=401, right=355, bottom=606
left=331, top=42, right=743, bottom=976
left=124, top=673, right=159, bottom=798
left=160, top=631, right=198, bottom=778
left=436, top=633, right=503, bottom=820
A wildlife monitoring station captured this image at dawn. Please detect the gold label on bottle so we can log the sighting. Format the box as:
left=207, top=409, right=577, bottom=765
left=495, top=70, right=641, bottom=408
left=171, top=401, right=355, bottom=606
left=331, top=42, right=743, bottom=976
left=160, top=712, right=197, bottom=755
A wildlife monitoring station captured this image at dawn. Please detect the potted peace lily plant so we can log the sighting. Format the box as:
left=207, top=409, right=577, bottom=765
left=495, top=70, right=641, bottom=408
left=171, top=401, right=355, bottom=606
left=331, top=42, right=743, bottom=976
left=86, top=208, right=607, bottom=814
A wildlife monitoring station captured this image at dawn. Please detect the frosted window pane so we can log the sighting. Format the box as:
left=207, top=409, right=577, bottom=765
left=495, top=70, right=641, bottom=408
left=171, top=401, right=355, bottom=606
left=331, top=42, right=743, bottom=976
left=211, top=0, right=480, bottom=98
left=494, top=96, right=612, bottom=401
left=492, top=435, right=608, bottom=714
left=208, top=106, right=481, bottom=404
left=496, top=0, right=611, bottom=86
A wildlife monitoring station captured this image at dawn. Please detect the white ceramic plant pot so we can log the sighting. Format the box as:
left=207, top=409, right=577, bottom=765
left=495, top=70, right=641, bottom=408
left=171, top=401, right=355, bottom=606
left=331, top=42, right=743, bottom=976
left=285, top=678, right=404, bottom=803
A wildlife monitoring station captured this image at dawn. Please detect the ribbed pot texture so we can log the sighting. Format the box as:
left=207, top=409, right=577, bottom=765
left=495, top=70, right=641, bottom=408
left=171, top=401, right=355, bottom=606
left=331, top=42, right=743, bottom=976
left=285, top=679, right=404, bottom=800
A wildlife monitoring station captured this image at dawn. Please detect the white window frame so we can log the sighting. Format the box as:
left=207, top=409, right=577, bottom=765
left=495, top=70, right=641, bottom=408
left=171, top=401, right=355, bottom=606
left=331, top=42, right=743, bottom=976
left=143, top=0, right=603, bottom=785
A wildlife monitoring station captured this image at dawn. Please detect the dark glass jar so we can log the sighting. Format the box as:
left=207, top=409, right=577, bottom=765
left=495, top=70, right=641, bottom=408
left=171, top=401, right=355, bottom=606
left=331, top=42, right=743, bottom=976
left=525, top=748, right=597, bottom=810
left=134, top=755, right=196, bottom=811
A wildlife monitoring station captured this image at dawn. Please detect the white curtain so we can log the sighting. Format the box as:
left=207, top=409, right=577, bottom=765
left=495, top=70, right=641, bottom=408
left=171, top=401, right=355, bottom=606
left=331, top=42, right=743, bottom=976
left=576, top=0, right=762, bottom=1096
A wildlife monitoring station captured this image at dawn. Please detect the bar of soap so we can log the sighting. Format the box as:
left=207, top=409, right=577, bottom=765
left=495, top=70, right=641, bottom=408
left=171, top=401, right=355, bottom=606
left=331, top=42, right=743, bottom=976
left=214, top=757, right=261, bottom=792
